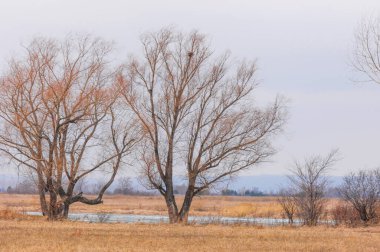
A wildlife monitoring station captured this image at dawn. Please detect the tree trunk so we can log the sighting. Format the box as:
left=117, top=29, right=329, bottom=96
left=165, top=194, right=179, bottom=223
left=38, top=191, right=48, bottom=216
left=37, top=184, right=48, bottom=216
left=47, top=205, right=63, bottom=220
left=47, top=189, right=64, bottom=220
left=163, top=160, right=179, bottom=223
left=359, top=206, right=369, bottom=222
left=36, top=169, right=48, bottom=216
left=63, top=203, right=70, bottom=219
left=178, top=184, right=195, bottom=224
left=178, top=199, right=192, bottom=224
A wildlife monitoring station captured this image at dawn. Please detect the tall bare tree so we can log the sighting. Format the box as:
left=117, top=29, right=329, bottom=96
left=0, top=35, right=139, bottom=220
left=352, top=16, right=380, bottom=84
left=351, top=16, right=380, bottom=222
left=287, top=150, right=338, bottom=226
left=118, top=28, right=286, bottom=223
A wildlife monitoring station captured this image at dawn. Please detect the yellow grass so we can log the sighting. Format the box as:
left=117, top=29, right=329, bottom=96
left=0, top=193, right=344, bottom=219
left=0, top=194, right=287, bottom=217
left=0, top=219, right=379, bottom=252
left=0, top=194, right=379, bottom=251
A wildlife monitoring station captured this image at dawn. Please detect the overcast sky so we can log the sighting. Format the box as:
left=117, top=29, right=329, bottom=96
left=1, top=0, right=380, bottom=176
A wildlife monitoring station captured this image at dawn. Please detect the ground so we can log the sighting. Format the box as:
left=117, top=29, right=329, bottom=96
left=0, top=219, right=379, bottom=252
left=0, top=194, right=379, bottom=252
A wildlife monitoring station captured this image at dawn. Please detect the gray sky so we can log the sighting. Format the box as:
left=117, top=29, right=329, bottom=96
left=1, top=0, right=380, bottom=176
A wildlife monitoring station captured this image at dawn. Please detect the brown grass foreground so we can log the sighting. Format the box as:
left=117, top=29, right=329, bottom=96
left=0, top=195, right=379, bottom=251
left=0, top=218, right=379, bottom=252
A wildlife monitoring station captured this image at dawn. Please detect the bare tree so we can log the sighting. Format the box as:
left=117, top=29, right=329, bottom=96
left=15, top=179, right=39, bottom=194
left=277, top=188, right=297, bottom=224
left=113, top=176, right=134, bottom=194
left=287, top=150, right=338, bottom=226
left=352, top=16, right=380, bottom=84
left=339, top=169, right=380, bottom=223
left=0, top=35, right=139, bottom=220
left=118, top=28, right=286, bottom=223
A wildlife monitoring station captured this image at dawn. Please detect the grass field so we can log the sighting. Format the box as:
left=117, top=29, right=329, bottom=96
left=0, top=193, right=340, bottom=218
left=0, top=194, right=379, bottom=251
left=0, top=218, right=379, bottom=252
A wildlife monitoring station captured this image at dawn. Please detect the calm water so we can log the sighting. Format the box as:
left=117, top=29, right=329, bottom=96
left=26, top=211, right=313, bottom=226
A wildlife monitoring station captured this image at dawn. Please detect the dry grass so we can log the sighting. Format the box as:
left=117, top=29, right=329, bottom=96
left=0, top=208, right=41, bottom=221
left=0, top=193, right=348, bottom=220
left=0, top=194, right=379, bottom=251
left=0, top=194, right=286, bottom=217
left=0, top=194, right=346, bottom=219
left=220, top=200, right=283, bottom=218
left=0, top=209, right=24, bottom=219
left=0, top=219, right=379, bottom=252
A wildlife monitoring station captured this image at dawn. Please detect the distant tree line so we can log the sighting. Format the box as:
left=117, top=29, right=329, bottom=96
left=221, top=188, right=273, bottom=197
left=0, top=178, right=274, bottom=197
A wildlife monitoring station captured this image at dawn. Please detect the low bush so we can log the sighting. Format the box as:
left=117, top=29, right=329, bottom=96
left=331, top=203, right=361, bottom=227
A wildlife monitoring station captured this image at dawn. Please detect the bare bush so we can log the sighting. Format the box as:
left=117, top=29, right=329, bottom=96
left=277, top=189, right=297, bottom=224
left=339, top=169, right=380, bottom=223
left=285, top=150, right=338, bottom=226
left=113, top=176, right=134, bottom=195
left=331, top=203, right=361, bottom=226
left=12, top=179, right=38, bottom=194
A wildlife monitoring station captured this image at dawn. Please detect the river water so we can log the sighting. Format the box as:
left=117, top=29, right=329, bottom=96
left=26, top=211, right=314, bottom=226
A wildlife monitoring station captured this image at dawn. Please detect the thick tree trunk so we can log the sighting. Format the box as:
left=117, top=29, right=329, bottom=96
left=38, top=191, right=48, bottom=216
left=47, top=189, right=64, bottom=220
left=178, top=184, right=195, bottom=224
left=359, top=206, right=369, bottom=222
left=63, top=203, right=70, bottom=219
left=165, top=194, right=179, bottom=223
left=37, top=184, right=48, bottom=216
left=47, top=205, right=63, bottom=220
left=178, top=199, right=192, bottom=224
left=163, top=160, right=180, bottom=223
left=36, top=169, right=48, bottom=216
